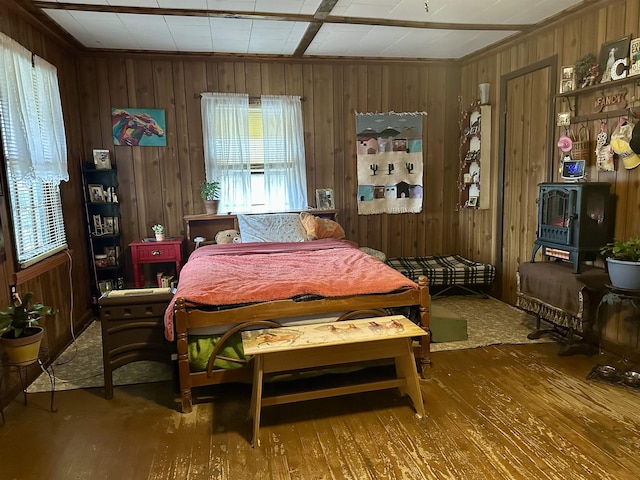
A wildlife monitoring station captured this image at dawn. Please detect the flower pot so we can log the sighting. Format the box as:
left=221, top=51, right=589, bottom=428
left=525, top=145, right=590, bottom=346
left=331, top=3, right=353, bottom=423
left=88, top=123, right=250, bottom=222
left=0, top=326, right=44, bottom=366
left=155, top=233, right=165, bottom=241
left=204, top=199, right=219, bottom=215
left=606, top=258, right=640, bottom=291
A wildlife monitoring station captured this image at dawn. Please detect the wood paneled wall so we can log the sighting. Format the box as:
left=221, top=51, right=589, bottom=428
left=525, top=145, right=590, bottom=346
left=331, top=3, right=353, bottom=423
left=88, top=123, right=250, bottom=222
left=75, top=56, right=462, bottom=276
left=0, top=1, right=93, bottom=405
left=460, top=0, right=640, bottom=303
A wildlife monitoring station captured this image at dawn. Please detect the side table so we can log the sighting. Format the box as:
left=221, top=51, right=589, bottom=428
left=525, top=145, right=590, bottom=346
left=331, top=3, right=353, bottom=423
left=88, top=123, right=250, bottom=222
left=597, top=286, right=640, bottom=362
left=129, top=237, right=185, bottom=288
left=1, top=347, right=57, bottom=426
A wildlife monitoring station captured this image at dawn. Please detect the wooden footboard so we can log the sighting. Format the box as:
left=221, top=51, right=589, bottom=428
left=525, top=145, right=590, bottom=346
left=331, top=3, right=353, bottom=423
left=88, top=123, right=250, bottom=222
left=174, top=276, right=430, bottom=413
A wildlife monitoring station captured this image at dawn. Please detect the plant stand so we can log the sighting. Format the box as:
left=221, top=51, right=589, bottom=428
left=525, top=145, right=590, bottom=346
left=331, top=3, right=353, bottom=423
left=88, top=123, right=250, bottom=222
left=0, top=346, right=57, bottom=426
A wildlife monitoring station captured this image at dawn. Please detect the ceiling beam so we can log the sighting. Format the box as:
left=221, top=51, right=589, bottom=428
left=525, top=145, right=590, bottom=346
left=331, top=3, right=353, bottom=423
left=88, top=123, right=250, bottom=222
left=33, top=2, right=531, bottom=32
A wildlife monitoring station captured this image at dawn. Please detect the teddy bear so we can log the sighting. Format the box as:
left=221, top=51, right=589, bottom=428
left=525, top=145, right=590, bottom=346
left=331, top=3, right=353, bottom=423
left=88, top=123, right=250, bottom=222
left=214, top=229, right=241, bottom=244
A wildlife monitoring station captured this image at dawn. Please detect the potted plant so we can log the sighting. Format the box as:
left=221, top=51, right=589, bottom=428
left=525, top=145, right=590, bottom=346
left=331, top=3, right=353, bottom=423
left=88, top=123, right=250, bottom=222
left=0, top=292, right=57, bottom=366
left=600, top=237, right=640, bottom=290
left=152, top=224, right=165, bottom=241
left=200, top=180, right=220, bottom=215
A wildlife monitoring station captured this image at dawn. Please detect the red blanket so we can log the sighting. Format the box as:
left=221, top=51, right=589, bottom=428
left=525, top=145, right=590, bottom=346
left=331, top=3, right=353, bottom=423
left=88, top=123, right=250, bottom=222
left=164, top=239, right=417, bottom=340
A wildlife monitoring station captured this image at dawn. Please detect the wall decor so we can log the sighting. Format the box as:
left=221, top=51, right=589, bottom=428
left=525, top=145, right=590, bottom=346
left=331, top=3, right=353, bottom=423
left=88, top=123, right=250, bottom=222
left=315, top=188, right=334, bottom=210
left=92, top=149, right=111, bottom=169
left=598, top=36, right=630, bottom=84
left=629, top=37, right=640, bottom=77
left=355, top=111, right=425, bottom=215
left=560, top=66, right=575, bottom=93
left=111, top=107, right=166, bottom=146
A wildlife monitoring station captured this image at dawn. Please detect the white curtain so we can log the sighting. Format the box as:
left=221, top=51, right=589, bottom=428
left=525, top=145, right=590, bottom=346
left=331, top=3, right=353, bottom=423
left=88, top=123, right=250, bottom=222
left=261, top=95, right=308, bottom=211
left=0, top=32, right=68, bottom=185
left=201, top=92, right=251, bottom=213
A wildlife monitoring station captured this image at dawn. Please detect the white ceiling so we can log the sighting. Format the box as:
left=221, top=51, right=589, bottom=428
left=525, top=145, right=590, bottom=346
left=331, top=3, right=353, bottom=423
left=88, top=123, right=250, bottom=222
left=31, top=0, right=587, bottom=60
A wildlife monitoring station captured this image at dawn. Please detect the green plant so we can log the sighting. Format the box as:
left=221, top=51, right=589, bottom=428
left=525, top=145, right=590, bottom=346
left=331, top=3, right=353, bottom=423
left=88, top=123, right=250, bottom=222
left=200, top=180, right=221, bottom=201
left=600, top=237, right=640, bottom=262
left=0, top=292, right=57, bottom=338
left=152, top=224, right=164, bottom=234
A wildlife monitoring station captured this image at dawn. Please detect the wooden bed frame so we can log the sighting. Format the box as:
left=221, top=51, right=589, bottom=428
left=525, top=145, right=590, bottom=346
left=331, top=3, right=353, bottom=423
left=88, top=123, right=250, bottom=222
left=173, top=276, right=430, bottom=413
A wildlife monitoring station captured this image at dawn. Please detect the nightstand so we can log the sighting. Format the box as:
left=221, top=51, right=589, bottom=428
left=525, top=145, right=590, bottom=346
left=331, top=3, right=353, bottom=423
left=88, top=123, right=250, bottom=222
left=129, top=237, right=185, bottom=288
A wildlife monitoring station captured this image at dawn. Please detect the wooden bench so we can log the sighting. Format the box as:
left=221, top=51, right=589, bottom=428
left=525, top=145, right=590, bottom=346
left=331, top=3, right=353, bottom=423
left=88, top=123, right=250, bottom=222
left=241, top=315, right=426, bottom=447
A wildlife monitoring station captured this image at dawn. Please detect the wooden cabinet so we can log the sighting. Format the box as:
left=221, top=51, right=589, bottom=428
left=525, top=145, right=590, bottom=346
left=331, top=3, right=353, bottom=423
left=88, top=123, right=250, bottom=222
left=458, top=103, right=491, bottom=210
left=129, top=238, right=185, bottom=288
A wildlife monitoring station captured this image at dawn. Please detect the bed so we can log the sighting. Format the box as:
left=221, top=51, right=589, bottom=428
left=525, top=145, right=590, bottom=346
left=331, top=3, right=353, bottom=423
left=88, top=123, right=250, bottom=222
left=164, top=231, right=431, bottom=413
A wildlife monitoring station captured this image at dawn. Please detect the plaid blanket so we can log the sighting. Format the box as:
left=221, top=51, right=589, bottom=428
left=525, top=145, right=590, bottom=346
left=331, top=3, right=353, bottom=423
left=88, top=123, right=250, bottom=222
left=385, top=255, right=495, bottom=287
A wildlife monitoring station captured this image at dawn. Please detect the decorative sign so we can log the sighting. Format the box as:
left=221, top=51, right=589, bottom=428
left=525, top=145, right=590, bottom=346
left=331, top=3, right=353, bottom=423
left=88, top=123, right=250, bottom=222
left=593, top=89, right=627, bottom=112
left=610, top=58, right=628, bottom=81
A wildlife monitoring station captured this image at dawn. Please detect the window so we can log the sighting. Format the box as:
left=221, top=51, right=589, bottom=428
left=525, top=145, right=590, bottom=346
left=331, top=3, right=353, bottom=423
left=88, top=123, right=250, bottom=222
left=0, top=33, right=68, bottom=268
left=201, top=93, right=307, bottom=214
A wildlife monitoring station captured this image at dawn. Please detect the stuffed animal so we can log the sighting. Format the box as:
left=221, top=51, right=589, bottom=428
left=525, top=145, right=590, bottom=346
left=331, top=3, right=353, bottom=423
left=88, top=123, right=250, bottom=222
left=215, top=229, right=241, bottom=244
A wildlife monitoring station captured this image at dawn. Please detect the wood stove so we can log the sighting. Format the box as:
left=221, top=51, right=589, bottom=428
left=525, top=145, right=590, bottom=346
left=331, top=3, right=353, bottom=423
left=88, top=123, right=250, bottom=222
left=531, top=182, right=613, bottom=273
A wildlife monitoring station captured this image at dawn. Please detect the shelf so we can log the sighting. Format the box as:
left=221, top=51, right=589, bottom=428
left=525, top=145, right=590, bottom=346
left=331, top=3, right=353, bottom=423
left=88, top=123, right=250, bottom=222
left=458, top=104, right=491, bottom=210
left=556, top=75, right=640, bottom=99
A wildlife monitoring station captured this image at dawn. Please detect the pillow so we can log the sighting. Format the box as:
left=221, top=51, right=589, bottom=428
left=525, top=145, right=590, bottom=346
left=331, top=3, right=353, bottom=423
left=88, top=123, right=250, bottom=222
left=237, top=213, right=307, bottom=243
left=299, top=212, right=345, bottom=240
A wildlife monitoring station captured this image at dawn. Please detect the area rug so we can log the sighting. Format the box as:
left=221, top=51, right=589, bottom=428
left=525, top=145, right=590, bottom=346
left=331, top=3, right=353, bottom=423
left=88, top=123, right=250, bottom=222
left=28, top=296, right=549, bottom=393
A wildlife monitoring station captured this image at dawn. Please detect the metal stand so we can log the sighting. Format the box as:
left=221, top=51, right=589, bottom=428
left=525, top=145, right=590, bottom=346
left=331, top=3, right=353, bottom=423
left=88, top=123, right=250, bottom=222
left=0, top=347, right=57, bottom=426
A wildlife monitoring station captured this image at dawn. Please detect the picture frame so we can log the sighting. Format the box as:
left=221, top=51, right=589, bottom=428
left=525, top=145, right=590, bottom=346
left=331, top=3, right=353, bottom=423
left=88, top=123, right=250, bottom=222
left=103, top=217, right=114, bottom=234
left=92, top=214, right=103, bottom=235
left=560, top=66, right=575, bottom=93
left=93, top=149, right=112, bottom=170
left=467, top=196, right=478, bottom=207
left=104, top=246, right=117, bottom=266
left=88, top=184, right=105, bottom=202
left=315, top=188, right=334, bottom=210
left=598, top=36, right=630, bottom=83
left=556, top=112, right=571, bottom=127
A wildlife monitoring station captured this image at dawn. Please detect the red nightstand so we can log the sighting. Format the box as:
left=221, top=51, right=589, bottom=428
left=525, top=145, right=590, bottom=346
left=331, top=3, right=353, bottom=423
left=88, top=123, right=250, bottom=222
left=129, top=237, right=185, bottom=288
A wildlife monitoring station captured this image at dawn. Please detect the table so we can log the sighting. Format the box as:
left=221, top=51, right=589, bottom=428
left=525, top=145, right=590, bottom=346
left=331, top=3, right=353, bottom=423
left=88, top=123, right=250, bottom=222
left=597, top=286, right=640, bottom=362
left=129, top=237, right=185, bottom=288
left=241, top=315, right=426, bottom=447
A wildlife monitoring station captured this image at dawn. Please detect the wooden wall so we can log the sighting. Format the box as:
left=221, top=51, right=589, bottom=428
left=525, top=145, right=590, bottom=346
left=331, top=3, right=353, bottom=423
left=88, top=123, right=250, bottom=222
left=75, top=56, right=462, bottom=280
left=0, top=1, right=93, bottom=405
left=460, top=0, right=640, bottom=303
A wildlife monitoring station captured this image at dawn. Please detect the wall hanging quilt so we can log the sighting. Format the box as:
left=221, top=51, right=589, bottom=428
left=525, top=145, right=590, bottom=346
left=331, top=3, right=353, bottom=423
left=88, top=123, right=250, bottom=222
left=356, top=111, right=425, bottom=215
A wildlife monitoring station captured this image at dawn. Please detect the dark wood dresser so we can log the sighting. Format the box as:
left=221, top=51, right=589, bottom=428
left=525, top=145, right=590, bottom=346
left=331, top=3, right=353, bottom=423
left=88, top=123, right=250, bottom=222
left=99, top=288, right=175, bottom=399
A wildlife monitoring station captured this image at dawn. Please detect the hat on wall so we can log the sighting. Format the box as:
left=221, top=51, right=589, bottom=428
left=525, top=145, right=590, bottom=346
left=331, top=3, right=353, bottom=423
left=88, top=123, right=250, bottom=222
left=611, top=120, right=640, bottom=170
left=557, top=135, right=573, bottom=152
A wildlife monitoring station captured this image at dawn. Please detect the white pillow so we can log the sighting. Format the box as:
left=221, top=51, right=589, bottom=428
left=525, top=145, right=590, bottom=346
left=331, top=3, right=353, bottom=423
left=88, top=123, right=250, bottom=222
left=237, top=213, right=307, bottom=243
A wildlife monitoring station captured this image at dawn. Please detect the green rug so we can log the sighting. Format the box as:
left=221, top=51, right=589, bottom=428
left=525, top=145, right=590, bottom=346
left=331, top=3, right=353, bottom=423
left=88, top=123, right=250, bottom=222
left=28, top=295, right=549, bottom=392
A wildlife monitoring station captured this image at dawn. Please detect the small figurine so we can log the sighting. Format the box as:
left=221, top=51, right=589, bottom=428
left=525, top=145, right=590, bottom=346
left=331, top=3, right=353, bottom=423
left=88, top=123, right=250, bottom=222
left=581, top=64, right=600, bottom=88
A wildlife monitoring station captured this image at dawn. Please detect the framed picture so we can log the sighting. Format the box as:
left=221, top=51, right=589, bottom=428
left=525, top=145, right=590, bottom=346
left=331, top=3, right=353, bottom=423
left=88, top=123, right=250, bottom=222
left=104, top=246, right=117, bottom=266
left=98, top=280, right=113, bottom=294
left=93, top=149, right=111, bottom=169
left=560, top=66, right=575, bottom=93
left=112, top=108, right=166, bottom=146
left=88, top=184, right=105, bottom=202
left=92, top=214, right=103, bottom=235
left=556, top=112, right=571, bottom=127
left=467, top=196, right=478, bottom=207
left=598, top=36, right=630, bottom=83
left=315, top=188, right=334, bottom=210
left=103, top=217, right=114, bottom=234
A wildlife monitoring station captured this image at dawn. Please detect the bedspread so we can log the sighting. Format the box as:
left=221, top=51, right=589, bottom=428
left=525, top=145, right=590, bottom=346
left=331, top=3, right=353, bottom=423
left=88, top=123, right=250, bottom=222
left=164, top=239, right=418, bottom=340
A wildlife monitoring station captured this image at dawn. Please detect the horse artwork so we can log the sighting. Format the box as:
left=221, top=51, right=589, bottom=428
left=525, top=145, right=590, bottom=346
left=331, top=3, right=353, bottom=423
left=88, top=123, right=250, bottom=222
left=111, top=108, right=166, bottom=146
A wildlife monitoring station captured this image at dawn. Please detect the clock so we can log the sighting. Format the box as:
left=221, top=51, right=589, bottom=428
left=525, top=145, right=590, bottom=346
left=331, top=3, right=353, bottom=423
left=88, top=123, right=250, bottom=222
left=561, top=158, right=586, bottom=180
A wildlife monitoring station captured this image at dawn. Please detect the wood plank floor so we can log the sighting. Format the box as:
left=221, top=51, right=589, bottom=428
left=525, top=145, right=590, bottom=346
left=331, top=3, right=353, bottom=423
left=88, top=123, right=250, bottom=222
left=1, top=342, right=639, bottom=480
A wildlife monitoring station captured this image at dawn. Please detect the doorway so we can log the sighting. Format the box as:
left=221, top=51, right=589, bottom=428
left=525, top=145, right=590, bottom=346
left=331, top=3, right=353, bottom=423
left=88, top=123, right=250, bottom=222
left=496, top=58, right=557, bottom=304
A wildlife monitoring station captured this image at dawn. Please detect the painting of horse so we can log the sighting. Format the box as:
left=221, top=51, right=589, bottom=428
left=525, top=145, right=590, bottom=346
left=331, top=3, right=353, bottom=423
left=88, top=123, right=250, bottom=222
left=111, top=108, right=166, bottom=146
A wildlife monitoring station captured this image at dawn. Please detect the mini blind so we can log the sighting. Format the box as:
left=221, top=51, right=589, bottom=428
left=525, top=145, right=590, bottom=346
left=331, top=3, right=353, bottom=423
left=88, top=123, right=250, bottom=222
left=0, top=33, right=68, bottom=268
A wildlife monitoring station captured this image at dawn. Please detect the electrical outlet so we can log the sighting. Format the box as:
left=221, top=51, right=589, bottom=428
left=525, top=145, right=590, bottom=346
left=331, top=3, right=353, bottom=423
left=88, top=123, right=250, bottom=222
left=9, top=284, right=17, bottom=302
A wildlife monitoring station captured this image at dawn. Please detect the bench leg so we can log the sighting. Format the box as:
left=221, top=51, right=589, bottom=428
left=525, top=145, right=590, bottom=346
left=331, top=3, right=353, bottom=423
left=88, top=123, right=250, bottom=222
left=250, top=354, right=264, bottom=447
left=394, top=340, right=425, bottom=419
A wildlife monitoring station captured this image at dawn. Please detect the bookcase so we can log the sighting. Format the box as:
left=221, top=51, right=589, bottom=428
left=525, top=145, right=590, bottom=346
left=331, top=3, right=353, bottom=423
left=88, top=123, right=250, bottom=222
left=458, top=103, right=491, bottom=210
left=82, top=163, right=124, bottom=299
